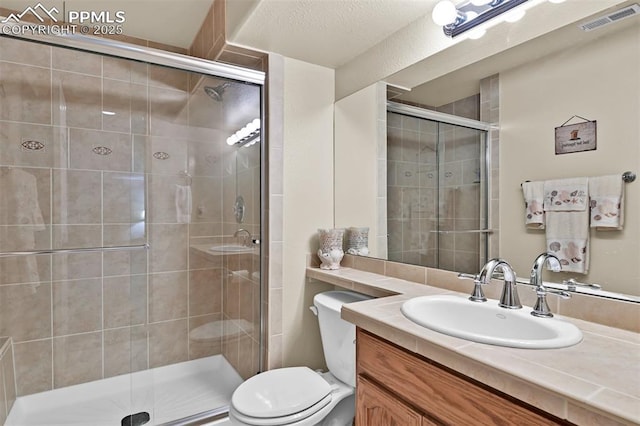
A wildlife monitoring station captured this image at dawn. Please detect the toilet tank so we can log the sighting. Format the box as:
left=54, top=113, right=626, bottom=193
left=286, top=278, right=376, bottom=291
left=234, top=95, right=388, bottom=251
left=313, top=290, right=372, bottom=387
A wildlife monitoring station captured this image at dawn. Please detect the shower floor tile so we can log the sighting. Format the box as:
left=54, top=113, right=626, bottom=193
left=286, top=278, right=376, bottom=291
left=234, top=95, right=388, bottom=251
left=6, top=355, right=242, bottom=426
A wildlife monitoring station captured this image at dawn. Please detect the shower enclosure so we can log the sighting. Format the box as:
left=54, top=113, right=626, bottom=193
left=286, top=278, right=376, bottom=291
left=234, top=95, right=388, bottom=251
left=386, top=102, right=490, bottom=274
left=0, top=31, right=263, bottom=425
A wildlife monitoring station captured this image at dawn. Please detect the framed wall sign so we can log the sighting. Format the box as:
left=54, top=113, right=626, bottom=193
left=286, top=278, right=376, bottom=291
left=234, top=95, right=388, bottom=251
left=555, top=117, right=597, bottom=155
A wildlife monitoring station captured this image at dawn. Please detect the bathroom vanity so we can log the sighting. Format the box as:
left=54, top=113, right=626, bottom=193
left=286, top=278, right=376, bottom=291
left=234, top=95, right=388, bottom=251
left=356, top=329, right=566, bottom=425
left=306, top=265, right=640, bottom=425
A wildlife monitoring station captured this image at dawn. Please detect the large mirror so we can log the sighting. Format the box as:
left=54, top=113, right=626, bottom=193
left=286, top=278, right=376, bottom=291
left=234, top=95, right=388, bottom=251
left=334, top=2, right=640, bottom=298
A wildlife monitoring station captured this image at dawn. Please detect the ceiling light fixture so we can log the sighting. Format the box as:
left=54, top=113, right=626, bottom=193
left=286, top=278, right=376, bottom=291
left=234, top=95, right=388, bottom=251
left=432, top=0, right=530, bottom=38
left=227, top=118, right=261, bottom=147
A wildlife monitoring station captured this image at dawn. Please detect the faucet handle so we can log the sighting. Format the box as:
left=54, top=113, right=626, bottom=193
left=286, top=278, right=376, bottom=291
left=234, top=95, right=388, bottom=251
left=531, top=286, right=571, bottom=318
left=458, top=273, right=487, bottom=303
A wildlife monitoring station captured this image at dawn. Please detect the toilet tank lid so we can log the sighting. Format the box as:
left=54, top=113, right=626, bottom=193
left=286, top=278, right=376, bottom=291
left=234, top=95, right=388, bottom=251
left=313, top=291, right=372, bottom=312
left=231, top=367, right=330, bottom=418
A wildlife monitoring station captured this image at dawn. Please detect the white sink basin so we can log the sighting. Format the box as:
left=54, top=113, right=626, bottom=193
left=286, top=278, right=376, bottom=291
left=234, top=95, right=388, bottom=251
left=401, top=295, right=582, bottom=349
left=209, top=244, right=253, bottom=253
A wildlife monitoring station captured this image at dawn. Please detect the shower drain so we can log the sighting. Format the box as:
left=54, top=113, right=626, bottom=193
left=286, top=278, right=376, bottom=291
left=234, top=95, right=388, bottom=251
left=121, top=411, right=150, bottom=426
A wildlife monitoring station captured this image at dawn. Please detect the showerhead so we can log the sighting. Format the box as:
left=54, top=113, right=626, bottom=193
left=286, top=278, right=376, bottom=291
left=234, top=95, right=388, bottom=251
left=204, top=82, right=231, bottom=102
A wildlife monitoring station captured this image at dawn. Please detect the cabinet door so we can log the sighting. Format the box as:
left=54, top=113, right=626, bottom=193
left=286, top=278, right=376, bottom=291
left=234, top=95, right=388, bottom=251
left=356, top=376, right=422, bottom=426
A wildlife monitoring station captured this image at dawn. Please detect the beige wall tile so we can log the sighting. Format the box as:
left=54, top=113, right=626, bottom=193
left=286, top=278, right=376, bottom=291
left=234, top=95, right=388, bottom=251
left=104, top=274, right=147, bottom=328
left=191, top=176, right=223, bottom=223
left=0, top=166, right=51, bottom=226
left=385, top=261, right=427, bottom=284
left=52, top=278, right=102, bottom=336
left=0, top=225, right=50, bottom=252
left=148, top=86, right=188, bottom=137
left=103, top=224, right=146, bottom=247
left=52, top=224, right=101, bottom=249
left=103, top=172, right=145, bottom=224
left=52, top=71, right=101, bottom=129
left=188, top=138, right=224, bottom=178
left=68, top=129, right=132, bottom=172
left=148, top=271, right=187, bottom=323
left=0, top=283, right=51, bottom=342
left=52, top=47, right=101, bottom=76
left=52, top=252, right=102, bottom=280
left=53, top=332, right=102, bottom=388
left=0, top=254, right=50, bottom=285
left=103, top=250, right=147, bottom=277
left=147, top=174, right=184, bottom=224
left=104, top=326, right=148, bottom=378
left=102, top=79, right=133, bottom=133
left=14, top=339, right=52, bottom=396
left=148, top=224, right=188, bottom=273
left=0, top=122, right=68, bottom=169
left=0, top=62, right=51, bottom=125
left=0, top=37, right=50, bottom=67
left=148, top=66, right=189, bottom=92
left=189, top=268, right=223, bottom=316
left=140, top=135, right=188, bottom=176
left=103, top=57, right=148, bottom=84
left=52, top=169, right=101, bottom=224
left=188, top=313, right=222, bottom=360
left=149, top=319, right=188, bottom=368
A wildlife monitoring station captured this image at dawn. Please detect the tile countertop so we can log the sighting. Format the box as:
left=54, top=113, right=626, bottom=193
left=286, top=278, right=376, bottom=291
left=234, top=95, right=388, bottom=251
left=306, top=266, right=640, bottom=426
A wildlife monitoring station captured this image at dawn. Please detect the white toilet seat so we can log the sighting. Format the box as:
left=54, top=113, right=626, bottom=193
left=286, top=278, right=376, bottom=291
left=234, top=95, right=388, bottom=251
left=229, top=370, right=354, bottom=426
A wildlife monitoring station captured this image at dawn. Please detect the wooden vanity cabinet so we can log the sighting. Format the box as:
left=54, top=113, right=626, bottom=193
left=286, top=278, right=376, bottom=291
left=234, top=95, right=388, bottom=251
left=355, top=328, right=572, bottom=426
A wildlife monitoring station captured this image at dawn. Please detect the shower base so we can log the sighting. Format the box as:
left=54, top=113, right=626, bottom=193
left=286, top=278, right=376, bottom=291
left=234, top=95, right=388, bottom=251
left=6, top=355, right=242, bottom=426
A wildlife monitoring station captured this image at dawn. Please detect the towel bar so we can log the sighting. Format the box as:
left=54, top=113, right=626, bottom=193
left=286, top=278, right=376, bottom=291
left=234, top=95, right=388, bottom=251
left=522, top=171, right=635, bottom=187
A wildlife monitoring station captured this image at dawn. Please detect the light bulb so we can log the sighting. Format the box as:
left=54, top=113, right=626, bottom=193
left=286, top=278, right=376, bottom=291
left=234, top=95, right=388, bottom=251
left=470, top=0, right=492, bottom=6
left=503, top=8, right=525, bottom=22
left=252, top=118, right=261, bottom=128
left=432, top=1, right=458, bottom=26
left=227, top=135, right=238, bottom=146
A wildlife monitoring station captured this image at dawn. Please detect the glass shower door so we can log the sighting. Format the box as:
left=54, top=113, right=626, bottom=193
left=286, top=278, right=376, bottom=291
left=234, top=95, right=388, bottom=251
left=0, top=34, right=262, bottom=425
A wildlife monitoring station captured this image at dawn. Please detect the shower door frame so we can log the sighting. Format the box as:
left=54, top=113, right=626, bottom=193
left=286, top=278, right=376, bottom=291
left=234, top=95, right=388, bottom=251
left=0, top=25, right=267, bottom=425
left=387, top=101, right=494, bottom=271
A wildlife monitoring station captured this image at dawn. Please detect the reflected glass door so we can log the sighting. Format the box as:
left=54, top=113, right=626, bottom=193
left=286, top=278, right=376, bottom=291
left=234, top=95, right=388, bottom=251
left=387, top=111, right=487, bottom=274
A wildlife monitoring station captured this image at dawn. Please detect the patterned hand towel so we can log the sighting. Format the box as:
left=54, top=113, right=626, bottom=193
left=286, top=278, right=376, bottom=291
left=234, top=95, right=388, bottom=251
left=543, top=177, right=588, bottom=211
left=545, top=209, right=589, bottom=274
left=589, top=175, right=624, bottom=230
left=522, top=181, right=545, bottom=229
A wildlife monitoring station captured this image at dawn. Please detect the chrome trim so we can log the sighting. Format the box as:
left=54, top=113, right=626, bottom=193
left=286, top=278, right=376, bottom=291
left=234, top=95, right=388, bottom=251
left=0, top=244, right=149, bottom=257
left=157, top=406, right=229, bottom=426
left=0, top=22, right=265, bottom=85
left=387, top=101, right=494, bottom=131
left=429, top=229, right=493, bottom=234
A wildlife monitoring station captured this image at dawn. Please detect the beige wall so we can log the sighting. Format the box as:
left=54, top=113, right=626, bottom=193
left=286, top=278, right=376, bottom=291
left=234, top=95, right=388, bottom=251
left=282, top=58, right=335, bottom=369
left=500, top=24, right=640, bottom=296
left=334, top=83, right=386, bottom=258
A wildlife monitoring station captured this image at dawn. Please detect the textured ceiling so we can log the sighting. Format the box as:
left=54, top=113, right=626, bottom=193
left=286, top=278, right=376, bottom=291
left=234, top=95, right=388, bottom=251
left=0, top=0, right=213, bottom=48
left=229, top=0, right=439, bottom=68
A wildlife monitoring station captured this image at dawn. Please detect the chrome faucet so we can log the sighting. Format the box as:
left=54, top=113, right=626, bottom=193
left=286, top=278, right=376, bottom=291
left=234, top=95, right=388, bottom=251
left=233, top=228, right=252, bottom=246
left=478, top=258, right=522, bottom=309
left=530, top=252, right=570, bottom=317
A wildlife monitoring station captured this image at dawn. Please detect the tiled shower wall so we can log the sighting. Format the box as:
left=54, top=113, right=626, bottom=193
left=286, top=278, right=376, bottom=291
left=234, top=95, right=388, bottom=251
left=387, top=95, right=483, bottom=274
left=0, top=35, right=261, bottom=397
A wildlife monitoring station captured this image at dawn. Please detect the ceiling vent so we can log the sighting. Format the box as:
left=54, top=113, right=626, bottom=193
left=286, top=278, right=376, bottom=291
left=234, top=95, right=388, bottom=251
left=579, top=3, right=640, bottom=32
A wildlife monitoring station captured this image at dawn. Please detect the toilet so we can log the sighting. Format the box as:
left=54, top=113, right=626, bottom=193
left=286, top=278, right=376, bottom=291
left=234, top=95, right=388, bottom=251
left=229, top=290, right=371, bottom=426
